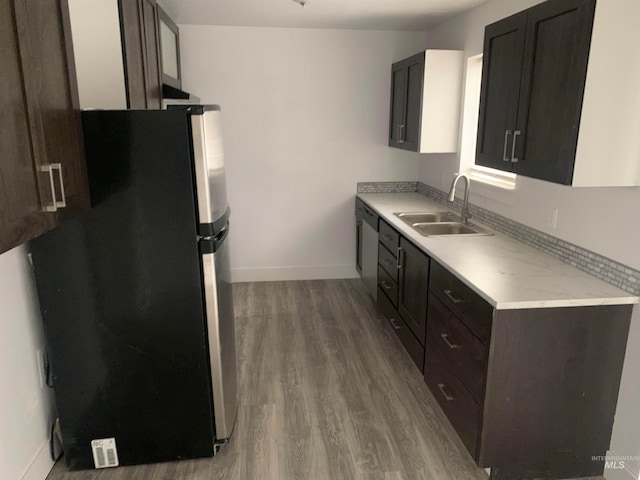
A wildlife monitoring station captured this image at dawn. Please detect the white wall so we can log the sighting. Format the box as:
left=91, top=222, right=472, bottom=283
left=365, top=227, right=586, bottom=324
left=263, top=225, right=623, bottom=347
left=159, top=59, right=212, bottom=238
left=179, top=26, right=428, bottom=282
left=67, top=0, right=127, bottom=109
left=421, top=0, right=640, bottom=478
left=0, top=246, right=56, bottom=480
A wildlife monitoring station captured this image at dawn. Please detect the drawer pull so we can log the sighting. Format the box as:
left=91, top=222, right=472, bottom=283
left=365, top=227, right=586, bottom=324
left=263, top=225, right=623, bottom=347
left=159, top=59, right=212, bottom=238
left=444, top=289, right=465, bottom=304
left=440, top=333, right=460, bottom=349
left=503, top=130, right=513, bottom=162
left=40, top=163, right=66, bottom=212
left=511, top=130, right=522, bottom=163
left=381, top=280, right=393, bottom=291
left=383, top=258, right=392, bottom=266
left=397, top=248, right=403, bottom=270
left=389, top=318, right=402, bottom=330
left=382, top=234, right=393, bottom=242
left=437, top=383, right=455, bottom=401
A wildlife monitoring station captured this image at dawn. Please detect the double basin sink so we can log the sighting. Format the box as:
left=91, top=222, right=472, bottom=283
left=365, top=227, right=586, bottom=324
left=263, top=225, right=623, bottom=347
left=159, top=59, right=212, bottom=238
left=395, top=212, right=493, bottom=237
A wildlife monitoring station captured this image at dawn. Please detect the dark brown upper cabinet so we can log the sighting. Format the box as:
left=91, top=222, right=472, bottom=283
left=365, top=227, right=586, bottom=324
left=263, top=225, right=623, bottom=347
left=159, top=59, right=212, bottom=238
left=157, top=5, right=181, bottom=90
left=119, top=0, right=163, bottom=109
left=389, top=50, right=463, bottom=153
left=0, top=0, right=89, bottom=255
left=476, top=0, right=596, bottom=185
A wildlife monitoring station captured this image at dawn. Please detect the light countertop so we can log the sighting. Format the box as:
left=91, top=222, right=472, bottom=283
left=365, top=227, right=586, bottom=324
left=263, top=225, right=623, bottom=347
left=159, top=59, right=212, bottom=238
left=358, top=192, right=639, bottom=310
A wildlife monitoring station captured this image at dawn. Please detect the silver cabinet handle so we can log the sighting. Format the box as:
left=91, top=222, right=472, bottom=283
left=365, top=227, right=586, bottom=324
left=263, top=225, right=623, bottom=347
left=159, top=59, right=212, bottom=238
left=382, top=234, right=393, bottom=242
left=396, top=247, right=403, bottom=270
left=389, top=318, right=402, bottom=330
left=399, top=124, right=405, bottom=143
left=511, top=130, right=521, bottom=163
left=503, top=130, right=513, bottom=162
left=437, top=383, right=455, bottom=401
left=39, top=163, right=66, bottom=212
left=396, top=125, right=401, bottom=142
left=380, top=280, right=393, bottom=290
left=441, top=333, right=460, bottom=349
left=383, top=258, right=392, bottom=266
left=444, top=289, right=464, bottom=304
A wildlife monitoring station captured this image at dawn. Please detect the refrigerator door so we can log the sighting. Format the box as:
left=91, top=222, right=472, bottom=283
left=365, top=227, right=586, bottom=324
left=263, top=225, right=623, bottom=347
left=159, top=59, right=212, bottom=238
left=200, top=225, right=238, bottom=440
left=191, top=106, right=229, bottom=236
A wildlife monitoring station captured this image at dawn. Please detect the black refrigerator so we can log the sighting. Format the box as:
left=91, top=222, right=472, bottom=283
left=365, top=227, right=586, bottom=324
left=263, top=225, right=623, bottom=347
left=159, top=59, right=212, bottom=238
left=29, top=106, right=238, bottom=470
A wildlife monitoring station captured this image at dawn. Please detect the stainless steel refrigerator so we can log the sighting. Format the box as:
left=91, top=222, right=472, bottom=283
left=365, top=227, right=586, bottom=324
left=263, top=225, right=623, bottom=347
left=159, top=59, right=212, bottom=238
left=29, top=106, right=238, bottom=470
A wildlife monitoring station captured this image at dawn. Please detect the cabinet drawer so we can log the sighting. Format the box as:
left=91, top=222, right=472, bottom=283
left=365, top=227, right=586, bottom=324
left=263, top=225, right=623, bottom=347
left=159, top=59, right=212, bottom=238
left=424, top=338, right=480, bottom=459
left=427, top=293, right=487, bottom=402
left=378, top=265, right=397, bottom=307
left=377, top=287, right=424, bottom=372
left=429, top=261, right=493, bottom=344
left=361, top=203, right=378, bottom=230
left=379, top=219, right=399, bottom=255
left=378, top=243, right=398, bottom=281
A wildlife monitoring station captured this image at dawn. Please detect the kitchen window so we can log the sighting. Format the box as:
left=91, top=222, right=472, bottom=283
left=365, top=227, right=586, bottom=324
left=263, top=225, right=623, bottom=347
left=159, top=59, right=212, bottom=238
left=460, top=54, right=517, bottom=192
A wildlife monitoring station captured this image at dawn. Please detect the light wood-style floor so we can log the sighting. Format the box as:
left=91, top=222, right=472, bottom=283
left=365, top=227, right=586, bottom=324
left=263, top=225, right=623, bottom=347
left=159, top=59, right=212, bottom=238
left=48, top=279, right=489, bottom=480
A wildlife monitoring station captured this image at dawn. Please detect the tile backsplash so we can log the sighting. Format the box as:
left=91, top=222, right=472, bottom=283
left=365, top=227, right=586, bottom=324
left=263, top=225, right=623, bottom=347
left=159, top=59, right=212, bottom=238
left=357, top=181, right=418, bottom=193
left=357, top=181, right=640, bottom=296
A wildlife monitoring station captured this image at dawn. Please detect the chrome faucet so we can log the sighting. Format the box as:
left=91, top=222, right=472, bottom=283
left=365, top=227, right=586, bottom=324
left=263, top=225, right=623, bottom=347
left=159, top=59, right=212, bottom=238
left=448, top=173, right=471, bottom=224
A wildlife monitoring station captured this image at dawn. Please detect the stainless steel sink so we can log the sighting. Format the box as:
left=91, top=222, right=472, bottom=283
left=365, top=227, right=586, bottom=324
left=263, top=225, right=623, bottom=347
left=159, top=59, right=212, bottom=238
left=395, top=212, right=459, bottom=224
left=394, top=211, right=493, bottom=237
left=413, top=222, right=492, bottom=237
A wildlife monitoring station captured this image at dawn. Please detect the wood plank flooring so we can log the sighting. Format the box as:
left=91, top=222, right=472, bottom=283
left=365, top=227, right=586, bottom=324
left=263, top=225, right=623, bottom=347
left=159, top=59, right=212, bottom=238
left=48, top=279, right=488, bottom=480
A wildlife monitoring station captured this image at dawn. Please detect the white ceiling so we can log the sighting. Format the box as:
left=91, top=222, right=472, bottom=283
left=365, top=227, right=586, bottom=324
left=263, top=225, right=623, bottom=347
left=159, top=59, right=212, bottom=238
left=160, top=0, right=490, bottom=32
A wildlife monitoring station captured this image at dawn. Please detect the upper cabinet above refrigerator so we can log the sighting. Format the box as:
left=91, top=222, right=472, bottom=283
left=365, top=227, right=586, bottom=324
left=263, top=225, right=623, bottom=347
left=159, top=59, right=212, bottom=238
left=388, top=50, right=464, bottom=153
left=119, top=0, right=163, bottom=109
left=157, top=5, right=182, bottom=90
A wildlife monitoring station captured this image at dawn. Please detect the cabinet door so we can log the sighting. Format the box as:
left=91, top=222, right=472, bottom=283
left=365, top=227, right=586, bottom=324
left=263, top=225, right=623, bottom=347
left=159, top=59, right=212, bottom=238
left=1, top=0, right=88, bottom=254
left=355, top=200, right=363, bottom=273
left=397, top=237, right=430, bottom=344
left=402, top=53, right=425, bottom=152
left=389, top=61, right=406, bottom=148
left=119, top=0, right=162, bottom=109
left=476, top=12, right=526, bottom=171
left=513, top=0, right=595, bottom=185
left=0, top=1, right=54, bottom=253
left=139, top=0, right=162, bottom=109
left=119, top=0, right=147, bottom=109
left=16, top=0, right=89, bottom=221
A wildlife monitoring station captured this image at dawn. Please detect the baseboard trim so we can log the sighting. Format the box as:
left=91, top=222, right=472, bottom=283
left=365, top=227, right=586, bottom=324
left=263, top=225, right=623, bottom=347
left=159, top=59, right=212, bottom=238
left=21, top=440, right=54, bottom=480
left=231, top=265, right=360, bottom=283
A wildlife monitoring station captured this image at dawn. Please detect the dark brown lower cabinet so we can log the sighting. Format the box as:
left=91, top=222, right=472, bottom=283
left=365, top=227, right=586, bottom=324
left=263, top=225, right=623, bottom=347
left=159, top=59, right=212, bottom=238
left=363, top=201, right=634, bottom=480
left=375, top=221, right=425, bottom=372
left=377, top=286, right=424, bottom=371
left=425, top=334, right=481, bottom=457
left=397, top=236, right=430, bottom=343
left=424, top=262, right=633, bottom=480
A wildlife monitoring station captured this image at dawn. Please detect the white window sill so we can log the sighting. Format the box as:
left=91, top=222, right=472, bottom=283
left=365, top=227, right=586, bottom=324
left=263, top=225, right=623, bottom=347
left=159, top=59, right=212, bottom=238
left=464, top=166, right=517, bottom=206
left=467, top=165, right=516, bottom=190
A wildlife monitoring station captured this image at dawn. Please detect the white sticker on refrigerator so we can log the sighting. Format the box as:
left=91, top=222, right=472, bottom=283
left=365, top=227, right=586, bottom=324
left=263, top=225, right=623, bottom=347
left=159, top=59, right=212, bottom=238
left=91, top=438, right=119, bottom=469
